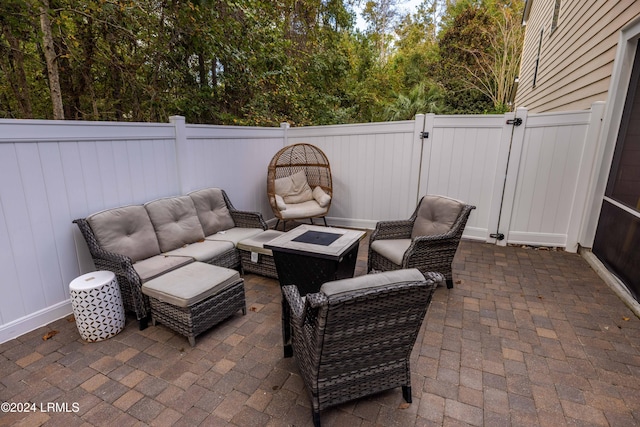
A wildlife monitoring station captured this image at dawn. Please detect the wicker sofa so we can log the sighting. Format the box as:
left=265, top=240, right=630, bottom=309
left=74, top=188, right=267, bottom=330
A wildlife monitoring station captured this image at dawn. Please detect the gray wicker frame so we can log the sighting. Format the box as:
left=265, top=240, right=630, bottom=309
left=73, top=189, right=266, bottom=325
left=367, top=196, right=475, bottom=289
left=282, top=271, right=442, bottom=427
left=149, top=279, right=246, bottom=346
left=239, top=251, right=278, bottom=279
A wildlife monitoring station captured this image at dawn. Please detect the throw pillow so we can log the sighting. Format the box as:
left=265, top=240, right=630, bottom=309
left=312, top=186, right=331, bottom=208
left=274, top=170, right=314, bottom=204
left=275, top=194, right=287, bottom=211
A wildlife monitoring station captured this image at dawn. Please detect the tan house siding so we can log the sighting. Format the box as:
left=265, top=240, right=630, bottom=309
left=515, top=0, right=640, bottom=112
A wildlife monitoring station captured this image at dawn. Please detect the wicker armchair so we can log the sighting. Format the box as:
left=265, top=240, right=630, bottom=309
left=368, top=195, right=475, bottom=289
left=282, top=269, right=442, bottom=427
left=267, top=143, right=332, bottom=230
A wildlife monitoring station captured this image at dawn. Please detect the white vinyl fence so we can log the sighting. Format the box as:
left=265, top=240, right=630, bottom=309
left=0, top=102, right=605, bottom=342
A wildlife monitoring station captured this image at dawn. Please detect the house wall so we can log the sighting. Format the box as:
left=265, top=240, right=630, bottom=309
left=515, top=0, right=640, bottom=112
left=0, top=105, right=604, bottom=342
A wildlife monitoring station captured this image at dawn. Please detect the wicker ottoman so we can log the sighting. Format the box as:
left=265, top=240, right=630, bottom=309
left=237, top=230, right=284, bottom=279
left=69, top=271, right=126, bottom=342
left=141, top=262, right=245, bottom=346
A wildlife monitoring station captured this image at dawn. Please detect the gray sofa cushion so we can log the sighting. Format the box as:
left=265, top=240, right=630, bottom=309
left=320, top=268, right=425, bottom=297
left=141, top=262, right=241, bottom=308
left=132, top=255, right=194, bottom=283
left=188, top=188, right=235, bottom=236
left=163, top=240, right=234, bottom=263
left=205, top=227, right=263, bottom=246
left=411, top=195, right=464, bottom=239
left=145, top=196, right=205, bottom=253
left=87, top=205, right=161, bottom=262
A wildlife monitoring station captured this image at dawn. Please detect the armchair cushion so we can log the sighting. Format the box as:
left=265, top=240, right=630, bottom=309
left=278, top=200, right=328, bottom=219
left=275, top=170, right=314, bottom=204
left=411, top=195, right=464, bottom=239
left=189, top=188, right=235, bottom=235
left=145, top=196, right=205, bottom=253
left=320, top=268, right=425, bottom=296
left=312, top=186, right=331, bottom=208
left=369, top=239, right=411, bottom=266
left=87, top=205, right=161, bottom=262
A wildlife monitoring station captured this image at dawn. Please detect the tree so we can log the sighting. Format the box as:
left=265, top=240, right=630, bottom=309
left=362, top=0, right=399, bottom=61
left=437, top=0, right=524, bottom=113
left=38, top=0, right=64, bottom=119
left=0, top=0, right=526, bottom=123
left=384, top=82, right=442, bottom=120
left=0, top=0, right=33, bottom=118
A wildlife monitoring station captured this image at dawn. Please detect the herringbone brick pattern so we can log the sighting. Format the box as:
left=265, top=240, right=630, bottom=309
left=1, top=237, right=639, bottom=426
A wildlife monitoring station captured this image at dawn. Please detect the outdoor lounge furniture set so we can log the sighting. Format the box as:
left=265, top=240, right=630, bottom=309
left=74, top=187, right=275, bottom=346
left=73, top=143, right=476, bottom=425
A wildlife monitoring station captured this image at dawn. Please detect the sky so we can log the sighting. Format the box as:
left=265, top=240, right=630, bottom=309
left=354, top=0, right=425, bottom=31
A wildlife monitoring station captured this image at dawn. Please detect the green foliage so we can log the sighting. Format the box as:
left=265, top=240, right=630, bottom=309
left=0, top=0, right=524, bottom=124
left=436, top=0, right=524, bottom=113
left=384, top=82, right=443, bottom=120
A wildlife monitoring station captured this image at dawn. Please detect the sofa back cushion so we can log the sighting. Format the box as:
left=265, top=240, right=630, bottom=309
left=188, top=188, right=235, bottom=236
left=411, top=195, right=464, bottom=239
left=87, top=205, right=161, bottom=262
left=145, top=196, right=205, bottom=252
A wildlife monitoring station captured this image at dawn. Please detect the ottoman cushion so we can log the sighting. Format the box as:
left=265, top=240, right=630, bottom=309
left=142, top=262, right=240, bottom=308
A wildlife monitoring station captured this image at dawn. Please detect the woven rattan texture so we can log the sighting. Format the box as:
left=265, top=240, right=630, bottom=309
left=206, top=247, right=241, bottom=270
left=73, top=189, right=265, bottom=323
left=239, top=251, right=279, bottom=279
left=149, top=279, right=246, bottom=346
left=73, top=218, right=150, bottom=320
left=282, top=275, right=439, bottom=426
left=367, top=198, right=475, bottom=287
left=267, top=143, right=332, bottom=221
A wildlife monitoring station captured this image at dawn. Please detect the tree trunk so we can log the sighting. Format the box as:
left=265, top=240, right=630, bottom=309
left=39, top=0, right=64, bottom=119
left=1, top=24, right=33, bottom=117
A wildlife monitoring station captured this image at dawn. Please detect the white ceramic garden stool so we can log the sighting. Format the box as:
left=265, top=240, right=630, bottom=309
left=69, top=271, right=125, bottom=342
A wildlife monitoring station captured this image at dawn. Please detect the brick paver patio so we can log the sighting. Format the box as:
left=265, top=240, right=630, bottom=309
left=1, top=236, right=639, bottom=426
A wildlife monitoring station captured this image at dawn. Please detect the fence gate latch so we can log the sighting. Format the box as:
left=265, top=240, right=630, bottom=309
left=506, top=118, right=523, bottom=126
left=490, top=233, right=505, bottom=241
left=420, top=131, right=429, bottom=139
